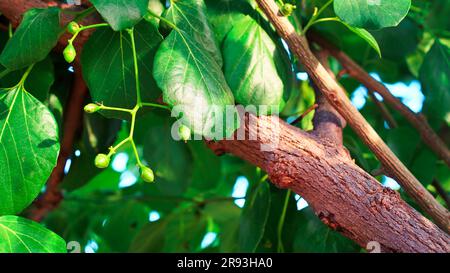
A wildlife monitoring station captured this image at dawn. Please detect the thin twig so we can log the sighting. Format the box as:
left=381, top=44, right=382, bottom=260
left=289, top=103, right=318, bottom=125
left=367, top=90, right=398, bottom=129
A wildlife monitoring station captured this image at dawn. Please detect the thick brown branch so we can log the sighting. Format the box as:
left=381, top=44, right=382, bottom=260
left=208, top=112, right=450, bottom=252
left=309, top=32, right=450, bottom=168
left=29, top=63, right=87, bottom=222
left=255, top=0, right=450, bottom=233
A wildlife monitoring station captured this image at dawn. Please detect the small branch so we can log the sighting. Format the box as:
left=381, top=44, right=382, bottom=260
left=367, top=90, right=398, bottom=129
left=309, top=32, right=450, bottom=168
left=28, top=63, right=87, bottom=222
left=256, top=0, right=450, bottom=233
left=289, top=103, right=318, bottom=125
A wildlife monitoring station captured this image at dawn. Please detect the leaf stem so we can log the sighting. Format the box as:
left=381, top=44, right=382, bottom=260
left=99, top=105, right=133, bottom=113
left=127, top=27, right=142, bottom=104
left=277, top=190, right=291, bottom=253
left=69, top=23, right=109, bottom=43
left=140, top=102, right=171, bottom=111
left=18, top=64, right=35, bottom=87
left=301, top=0, right=334, bottom=35
left=146, top=10, right=179, bottom=31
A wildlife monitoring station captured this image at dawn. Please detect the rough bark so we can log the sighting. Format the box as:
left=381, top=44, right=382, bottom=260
left=255, top=0, right=450, bottom=234
left=208, top=112, right=450, bottom=253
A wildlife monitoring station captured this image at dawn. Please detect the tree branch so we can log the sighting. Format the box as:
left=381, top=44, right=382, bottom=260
left=255, top=0, right=450, bottom=234
left=366, top=89, right=398, bottom=129
left=207, top=112, right=450, bottom=252
left=28, top=63, right=87, bottom=222
left=308, top=32, right=450, bottom=168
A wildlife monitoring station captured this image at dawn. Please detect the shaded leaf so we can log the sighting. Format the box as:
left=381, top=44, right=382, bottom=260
left=81, top=21, right=162, bottom=118
left=223, top=15, right=292, bottom=113
left=0, top=8, right=62, bottom=70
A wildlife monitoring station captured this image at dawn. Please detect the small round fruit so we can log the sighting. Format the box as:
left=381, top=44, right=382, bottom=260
left=178, top=124, right=191, bottom=142
left=281, top=4, right=296, bottom=16
left=63, top=43, right=76, bottom=63
left=140, top=166, right=155, bottom=183
left=67, top=22, right=80, bottom=35
left=95, top=154, right=110, bottom=169
left=84, top=103, right=101, bottom=113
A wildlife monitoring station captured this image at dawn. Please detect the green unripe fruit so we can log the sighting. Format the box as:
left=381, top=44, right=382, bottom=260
left=67, top=22, right=80, bottom=35
left=178, top=124, right=191, bottom=142
left=84, top=103, right=101, bottom=114
left=140, top=166, right=155, bottom=183
left=63, top=43, right=77, bottom=63
left=95, top=154, right=110, bottom=169
left=280, top=4, right=296, bottom=16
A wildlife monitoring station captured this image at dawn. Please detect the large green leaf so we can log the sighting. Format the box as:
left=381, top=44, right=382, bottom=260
left=334, top=0, right=411, bottom=30
left=0, top=85, right=59, bottom=215
left=338, top=20, right=382, bottom=58
left=0, top=8, right=62, bottom=70
left=205, top=0, right=255, bottom=43
left=90, top=0, right=150, bottom=31
left=0, top=215, right=66, bottom=253
left=239, top=181, right=271, bottom=252
left=81, top=21, right=162, bottom=117
left=223, top=15, right=292, bottom=113
left=419, top=40, right=450, bottom=120
left=153, top=0, right=238, bottom=139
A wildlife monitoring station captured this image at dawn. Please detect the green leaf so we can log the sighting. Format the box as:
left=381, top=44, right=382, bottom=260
left=223, top=15, right=292, bottom=113
left=81, top=21, right=162, bottom=117
left=370, top=18, right=421, bottom=61
left=339, top=21, right=382, bottom=58
left=0, top=8, right=62, bottom=70
left=153, top=0, right=238, bottom=139
left=135, top=113, right=192, bottom=196
left=0, top=215, right=66, bottom=253
left=100, top=201, right=150, bottom=252
left=419, top=40, right=450, bottom=120
left=239, top=181, right=271, bottom=252
left=205, top=0, right=255, bottom=43
left=0, top=84, right=59, bottom=215
left=334, top=0, right=411, bottom=30
left=90, top=0, right=150, bottom=31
